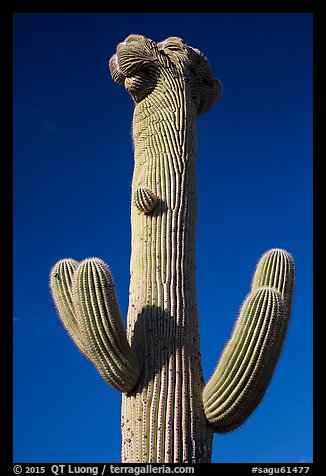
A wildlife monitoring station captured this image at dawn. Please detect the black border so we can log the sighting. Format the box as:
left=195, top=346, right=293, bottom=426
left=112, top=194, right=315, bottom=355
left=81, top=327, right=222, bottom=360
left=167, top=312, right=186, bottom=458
left=2, top=1, right=320, bottom=471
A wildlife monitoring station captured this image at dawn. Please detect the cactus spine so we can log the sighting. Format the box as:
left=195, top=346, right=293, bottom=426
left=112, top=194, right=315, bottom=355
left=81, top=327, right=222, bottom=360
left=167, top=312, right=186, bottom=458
left=50, top=35, right=295, bottom=463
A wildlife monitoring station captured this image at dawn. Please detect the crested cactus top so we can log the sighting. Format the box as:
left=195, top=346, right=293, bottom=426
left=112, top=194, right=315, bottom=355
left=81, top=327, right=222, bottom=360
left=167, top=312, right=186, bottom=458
left=109, top=34, right=222, bottom=114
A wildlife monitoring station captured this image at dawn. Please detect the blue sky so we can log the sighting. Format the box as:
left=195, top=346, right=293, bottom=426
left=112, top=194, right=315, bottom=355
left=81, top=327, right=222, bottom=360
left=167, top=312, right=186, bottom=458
left=13, top=13, right=313, bottom=463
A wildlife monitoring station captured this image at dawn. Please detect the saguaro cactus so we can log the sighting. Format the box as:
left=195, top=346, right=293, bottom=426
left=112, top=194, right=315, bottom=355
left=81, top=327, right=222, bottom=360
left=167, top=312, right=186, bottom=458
left=50, top=35, right=295, bottom=463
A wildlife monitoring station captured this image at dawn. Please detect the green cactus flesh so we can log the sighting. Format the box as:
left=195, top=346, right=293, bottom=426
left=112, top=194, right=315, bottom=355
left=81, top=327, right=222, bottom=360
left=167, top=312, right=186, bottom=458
left=51, top=258, right=140, bottom=393
left=50, top=35, right=295, bottom=463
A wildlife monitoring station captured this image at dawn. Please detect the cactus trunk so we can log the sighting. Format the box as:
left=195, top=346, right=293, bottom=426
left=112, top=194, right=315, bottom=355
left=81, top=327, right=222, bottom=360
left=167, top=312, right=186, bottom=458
left=123, top=69, right=212, bottom=463
left=50, top=34, right=295, bottom=464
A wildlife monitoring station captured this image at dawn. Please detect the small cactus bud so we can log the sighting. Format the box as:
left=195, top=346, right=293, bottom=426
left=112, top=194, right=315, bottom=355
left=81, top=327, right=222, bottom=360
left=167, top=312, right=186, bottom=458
left=133, top=187, right=157, bottom=214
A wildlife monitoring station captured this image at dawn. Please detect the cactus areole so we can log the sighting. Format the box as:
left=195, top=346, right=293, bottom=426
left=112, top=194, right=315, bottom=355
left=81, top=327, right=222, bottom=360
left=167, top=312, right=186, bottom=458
left=50, top=35, right=295, bottom=463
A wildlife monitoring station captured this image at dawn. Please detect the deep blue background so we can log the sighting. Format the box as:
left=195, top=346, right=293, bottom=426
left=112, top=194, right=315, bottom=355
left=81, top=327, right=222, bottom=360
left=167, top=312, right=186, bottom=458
left=13, top=13, right=312, bottom=463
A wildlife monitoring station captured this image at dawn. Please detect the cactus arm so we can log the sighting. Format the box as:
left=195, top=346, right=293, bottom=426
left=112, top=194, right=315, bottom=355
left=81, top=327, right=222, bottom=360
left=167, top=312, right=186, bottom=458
left=72, top=258, right=140, bottom=393
left=50, top=258, right=140, bottom=393
left=202, top=248, right=295, bottom=433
